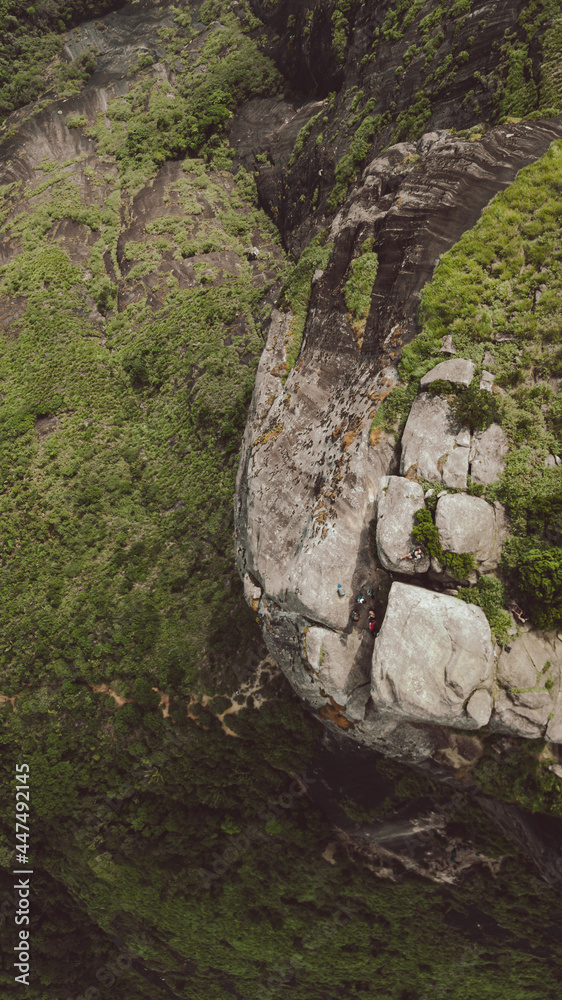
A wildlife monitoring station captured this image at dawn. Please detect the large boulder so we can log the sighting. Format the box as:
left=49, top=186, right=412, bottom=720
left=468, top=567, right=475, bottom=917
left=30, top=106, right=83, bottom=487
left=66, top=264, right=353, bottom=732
left=492, top=631, right=561, bottom=738
left=371, top=582, right=494, bottom=727
left=493, top=688, right=553, bottom=737
left=420, top=358, right=475, bottom=388
left=435, top=493, right=508, bottom=573
left=376, top=476, right=430, bottom=574
left=469, top=422, right=509, bottom=485
left=400, top=394, right=470, bottom=489
left=304, top=626, right=371, bottom=720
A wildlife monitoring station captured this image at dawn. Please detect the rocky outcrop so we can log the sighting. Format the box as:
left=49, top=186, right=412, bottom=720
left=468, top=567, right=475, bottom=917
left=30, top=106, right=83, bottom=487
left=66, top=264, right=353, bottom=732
left=434, top=494, right=508, bottom=574
left=469, top=423, right=509, bottom=485
left=492, top=631, right=562, bottom=739
left=376, top=477, right=429, bottom=575
left=250, top=1, right=562, bottom=259
left=396, top=393, right=510, bottom=492
left=236, top=307, right=397, bottom=635
left=395, top=391, right=509, bottom=495
left=400, top=394, right=471, bottom=489
left=304, top=625, right=370, bottom=720
left=230, top=0, right=562, bottom=771
left=371, top=583, right=494, bottom=729
left=420, top=358, right=475, bottom=389
left=236, top=115, right=562, bottom=759
left=243, top=573, right=262, bottom=612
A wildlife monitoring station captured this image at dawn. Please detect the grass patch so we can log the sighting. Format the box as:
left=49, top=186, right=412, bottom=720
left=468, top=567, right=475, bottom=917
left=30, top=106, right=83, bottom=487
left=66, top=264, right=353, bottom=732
left=280, top=229, right=333, bottom=372
left=344, top=241, right=378, bottom=320
left=457, top=575, right=512, bottom=644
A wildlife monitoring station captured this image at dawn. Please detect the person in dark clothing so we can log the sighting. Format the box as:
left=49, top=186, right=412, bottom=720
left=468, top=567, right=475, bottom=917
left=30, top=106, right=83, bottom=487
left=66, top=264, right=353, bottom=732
left=401, top=545, right=424, bottom=562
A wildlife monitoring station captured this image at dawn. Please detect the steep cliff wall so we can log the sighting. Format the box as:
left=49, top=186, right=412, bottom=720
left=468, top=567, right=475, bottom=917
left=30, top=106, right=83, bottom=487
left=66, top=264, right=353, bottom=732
left=235, top=0, right=562, bottom=767
left=249, top=0, right=562, bottom=252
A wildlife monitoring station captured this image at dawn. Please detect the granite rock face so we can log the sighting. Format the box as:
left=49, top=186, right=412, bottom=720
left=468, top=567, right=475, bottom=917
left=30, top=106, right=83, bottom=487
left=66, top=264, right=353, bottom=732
left=399, top=399, right=509, bottom=495
left=435, top=494, right=508, bottom=574
left=492, top=631, right=562, bottom=738
left=400, top=394, right=471, bottom=489
left=304, top=626, right=371, bottom=720
left=236, top=112, right=562, bottom=760
left=236, top=309, right=396, bottom=635
left=376, top=477, right=430, bottom=575
left=243, top=573, right=262, bottom=612
left=420, top=359, right=475, bottom=388
left=469, top=423, right=509, bottom=485
left=371, top=583, right=494, bottom=728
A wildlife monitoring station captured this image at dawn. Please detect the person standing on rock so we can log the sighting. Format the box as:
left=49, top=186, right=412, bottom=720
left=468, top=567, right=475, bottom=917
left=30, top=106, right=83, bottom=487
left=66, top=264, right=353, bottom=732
left=368, top=610, right=377, bottom=634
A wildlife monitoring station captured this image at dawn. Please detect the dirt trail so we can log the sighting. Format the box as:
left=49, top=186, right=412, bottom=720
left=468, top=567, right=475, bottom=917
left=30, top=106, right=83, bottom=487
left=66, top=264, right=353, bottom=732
left=1, top=658, right=275, bottom=738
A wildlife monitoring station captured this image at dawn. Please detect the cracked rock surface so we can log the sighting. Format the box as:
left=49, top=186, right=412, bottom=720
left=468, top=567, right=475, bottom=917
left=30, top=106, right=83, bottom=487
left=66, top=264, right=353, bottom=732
left=434, top=494, right=508, bottom=574
left=400, top=393, right=471, bottom=489
left=376, top=477, right=429, bottom=576
left=371, top=583, right=494, bottom=728
left=235, top=116, right=562, bottom=762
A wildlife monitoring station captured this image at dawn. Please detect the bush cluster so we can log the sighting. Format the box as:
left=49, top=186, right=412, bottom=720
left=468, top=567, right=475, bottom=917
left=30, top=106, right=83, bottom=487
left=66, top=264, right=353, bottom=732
left=501, top=536, right=562, bottom=629
left=344, top=244, right=379, bottom=320
left=457, top=575, right=512, bottom=644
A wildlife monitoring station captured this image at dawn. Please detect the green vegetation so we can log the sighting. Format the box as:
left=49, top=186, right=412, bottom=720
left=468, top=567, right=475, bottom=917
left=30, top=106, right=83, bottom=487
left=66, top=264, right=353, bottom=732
left=318, top=0, right=562, bottom=212
left=0, top=159, right=282, bottom=698
left=0, top=0, right=117, bottom=123
left=327, top=112, right=387, bottom=211
left=288, top=109, right=324, bottom=168
left=65, top=112, right=89, bottom=128
left=84, top=11, right=281, bottom=193
left=390, top=91, right=432, bottom=142
left=0, top=2, right=287, bottom=703
left=280, top=229, right=333, bottom=371
left=381, top=0, right=426, bottom=42
left=501, top=537, right=562, bottom=630
left=3, top=674, right=562, bottom=998
left=425, top=376, right=500, bottom=431
left=2, top=3, right=562, bottom=997
left=494, top=1, right=562, bottom=120
left=331, top=3, right=350, bottom=64
left=344, top=241, right=378, bottom=320
left=412, top=508, right=475, bottom=580
left=457, top=575, right=512, bottom=644
left=375, top=138, right=562, bottom=627
left=450, top=380, right=500, bottom=431
left=474, top=738, right=562, bottom=817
